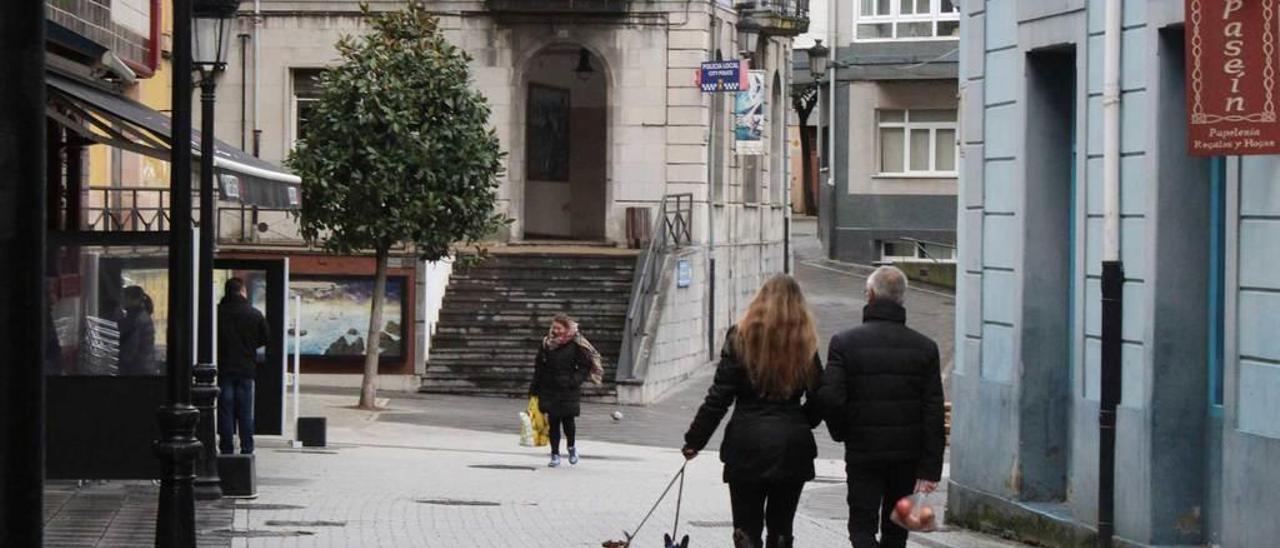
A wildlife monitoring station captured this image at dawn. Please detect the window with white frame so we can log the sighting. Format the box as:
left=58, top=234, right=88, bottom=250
left=857, top=0, right=960, bottom=40
left=880, top=239, right=956, bottom=262
left=291, top=68, right=324, bottom=148
left=877, top=109, right=958, bottom=175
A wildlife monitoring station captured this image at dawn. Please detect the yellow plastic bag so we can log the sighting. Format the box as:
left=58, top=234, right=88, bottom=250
left=528, top=396, right=550, bottom=447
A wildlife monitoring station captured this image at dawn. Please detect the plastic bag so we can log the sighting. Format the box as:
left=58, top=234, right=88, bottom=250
left=528, top=396, right=550, bottom=447
left=518, top=411, right=534, bottom=446
left=888, top=492, right=939, bottom=532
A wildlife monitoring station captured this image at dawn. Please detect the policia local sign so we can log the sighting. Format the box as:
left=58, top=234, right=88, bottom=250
left=1187, top=0, right=1280, bottom=155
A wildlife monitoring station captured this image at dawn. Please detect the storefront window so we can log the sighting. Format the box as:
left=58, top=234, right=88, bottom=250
left=46, top=245, right=169, bottom=376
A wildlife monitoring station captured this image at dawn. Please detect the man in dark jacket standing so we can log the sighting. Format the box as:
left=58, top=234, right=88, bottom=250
left=217, top=277, right=270, bottom=454
left=819, top=266, right=945, bottom=548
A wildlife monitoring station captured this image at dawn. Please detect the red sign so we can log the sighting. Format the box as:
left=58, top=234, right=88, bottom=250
left=1186, top=0, right=1280, bottom=155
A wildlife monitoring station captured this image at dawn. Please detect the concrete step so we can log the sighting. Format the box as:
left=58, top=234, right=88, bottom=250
left=416, top=384, right=617, bottom=399
left=436, top=311, right=626, bottom=326
left=423, top=251, right=635, bottom=397
left=446, top=279, right=634, bottom=293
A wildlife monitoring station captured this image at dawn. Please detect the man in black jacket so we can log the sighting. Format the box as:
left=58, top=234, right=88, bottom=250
left=217, top=277, right=270, bottom=454
left=819, top=266, right=945, bottom=548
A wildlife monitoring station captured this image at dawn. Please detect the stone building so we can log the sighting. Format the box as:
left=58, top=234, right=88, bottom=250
left=950, top=1, right=1280, bottom=546
left=214, top=0, right=808, bottom=401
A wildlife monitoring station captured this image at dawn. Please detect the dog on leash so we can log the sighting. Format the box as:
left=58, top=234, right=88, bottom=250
left=600, top=533, right=689, bottom=548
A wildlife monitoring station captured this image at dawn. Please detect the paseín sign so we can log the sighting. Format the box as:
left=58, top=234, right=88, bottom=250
left=1186, top=0, right=1280, bottom=155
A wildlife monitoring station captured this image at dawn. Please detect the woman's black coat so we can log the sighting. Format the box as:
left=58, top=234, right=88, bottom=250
left=117, top=307, right=156, bottom=375
left=683, top=328, right=824, bottom=484
left=530, top=342, right=591, bottom=418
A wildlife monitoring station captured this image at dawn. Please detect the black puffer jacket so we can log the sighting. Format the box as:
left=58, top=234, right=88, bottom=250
left=819, top=301, right=945, bottom=481
left=217, top=294, right=270, bottom=379
left=530, top=342, right=591, bottom=418
left=683, top=328, right=824, bottom=484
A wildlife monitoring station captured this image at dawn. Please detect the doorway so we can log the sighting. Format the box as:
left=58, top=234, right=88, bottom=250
left=522, top=45, right=608, bottom=241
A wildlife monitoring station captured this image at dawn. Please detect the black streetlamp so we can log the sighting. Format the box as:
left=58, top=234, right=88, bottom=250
left=192, top=0, right=242, bottom=502
left=155, top=0, right=201, bottom=544
left=806, top=39, right=829, bottom=80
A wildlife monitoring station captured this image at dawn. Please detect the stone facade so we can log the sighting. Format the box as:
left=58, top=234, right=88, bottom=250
left=950, top=1, right=1280, bottom=546
left=215, top=0, right=798, bottom=396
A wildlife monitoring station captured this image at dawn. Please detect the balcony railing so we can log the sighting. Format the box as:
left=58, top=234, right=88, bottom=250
left=485, top=0, right=629, bottom=15
left=737, top=0, right=810, bottom=37
left=84, top=187, right=171, bottom=232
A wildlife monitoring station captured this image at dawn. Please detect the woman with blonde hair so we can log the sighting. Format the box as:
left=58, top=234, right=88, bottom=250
left=681, top=274, right=824, bottom=548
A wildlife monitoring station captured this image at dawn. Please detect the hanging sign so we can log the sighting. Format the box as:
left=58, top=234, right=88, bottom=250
left=735, top=70, right=767, bottom=155
left=697, top=59, right=749, bottom=93
left=1186, top=0, right=1280, bottom=155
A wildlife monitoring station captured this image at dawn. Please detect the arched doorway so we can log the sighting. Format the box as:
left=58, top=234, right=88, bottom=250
left=522, top=45, right=608, bottom=241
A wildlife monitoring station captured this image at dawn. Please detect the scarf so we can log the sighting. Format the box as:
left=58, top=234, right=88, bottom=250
left=544, top=319, right=605, bottom=385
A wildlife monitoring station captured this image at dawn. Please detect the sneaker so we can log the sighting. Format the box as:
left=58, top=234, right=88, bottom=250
left=549, top=454, right=561, bottom=468
left=568, top=447, right=579, bottom=465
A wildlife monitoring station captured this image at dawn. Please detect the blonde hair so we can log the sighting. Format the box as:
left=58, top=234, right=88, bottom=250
left=733, top=274, right=819, bottom=400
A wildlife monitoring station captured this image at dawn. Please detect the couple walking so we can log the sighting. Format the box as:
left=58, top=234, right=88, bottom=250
left=682, top=266, right=946, bottom=548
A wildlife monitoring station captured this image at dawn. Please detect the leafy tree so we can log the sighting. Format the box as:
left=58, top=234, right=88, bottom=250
left=288, top=2, right=506, bottom=409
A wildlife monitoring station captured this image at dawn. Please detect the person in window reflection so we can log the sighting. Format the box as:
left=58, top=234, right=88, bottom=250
left=117, top=286, right=156, bottom=376
left=218, top=277, right=270, bottom=455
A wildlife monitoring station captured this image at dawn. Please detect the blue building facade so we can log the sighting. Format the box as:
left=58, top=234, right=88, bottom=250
left=950, top=1, right=1280, bottom=546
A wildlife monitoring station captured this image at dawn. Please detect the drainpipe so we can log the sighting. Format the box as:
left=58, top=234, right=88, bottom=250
left=707, top=18, right=719, bottom=360
left=827, top=0, right=837, bottom=257
left=252, top=0, right=262, bottom=157
left=239, top=32, right=249, bottom=150
left=1097, top=0, right=1124, bottom=546
left=783, top=44, right=791, bottom=274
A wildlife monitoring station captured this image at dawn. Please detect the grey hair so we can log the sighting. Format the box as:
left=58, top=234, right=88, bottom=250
left=866, top=266, right=908, bottom=305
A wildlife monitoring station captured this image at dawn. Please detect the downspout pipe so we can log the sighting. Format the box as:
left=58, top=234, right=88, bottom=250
left=1097, top=0, right=1124, bottom=546
left=252, top=0, right=262, bottom=157
left=826, top=0, right=837, bottom=257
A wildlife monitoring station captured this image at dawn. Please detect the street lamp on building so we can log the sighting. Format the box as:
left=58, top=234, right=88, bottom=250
left=806, top=39, right=829, bottom=81
left=192, top=0, right=242, bottom=502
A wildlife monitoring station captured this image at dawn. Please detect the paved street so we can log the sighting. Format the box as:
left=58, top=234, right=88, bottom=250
left=40, top=222, right=1022, bottom=547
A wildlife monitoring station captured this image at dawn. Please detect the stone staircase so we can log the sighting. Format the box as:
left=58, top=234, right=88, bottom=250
left=420, top=250, right=638, bottom=398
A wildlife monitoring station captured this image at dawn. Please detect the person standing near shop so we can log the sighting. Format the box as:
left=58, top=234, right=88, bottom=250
left=217, top=277, right=270, bottom=455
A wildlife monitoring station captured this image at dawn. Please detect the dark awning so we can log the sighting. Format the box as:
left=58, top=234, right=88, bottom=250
left=47, top=72, right=302, bottom=209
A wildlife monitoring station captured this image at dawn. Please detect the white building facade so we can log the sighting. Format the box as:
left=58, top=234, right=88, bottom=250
left=212, top=0, right=808, bottom=398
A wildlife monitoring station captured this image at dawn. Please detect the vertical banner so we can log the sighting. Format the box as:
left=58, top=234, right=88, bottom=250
left=1186, top=0, right=1280, bottom=155
left=735, top=70, right=766, bottom=155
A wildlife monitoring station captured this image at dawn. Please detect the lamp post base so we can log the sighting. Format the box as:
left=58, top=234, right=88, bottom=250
left=192, top=362, right=221, bottom=500
left=153, top=404, right=202, bottom=547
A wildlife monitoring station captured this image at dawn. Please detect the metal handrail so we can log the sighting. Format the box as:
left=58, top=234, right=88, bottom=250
left=739, top=0, right=809, bottom=18
left=83, top=186, right=171, bottom=232
left=617, top=193, right=693, bottom=381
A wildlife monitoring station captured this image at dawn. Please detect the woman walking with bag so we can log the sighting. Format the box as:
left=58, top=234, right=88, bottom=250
left=529, top=313, right=604, bottom=467
left=682, top=274, right=824, bottom=548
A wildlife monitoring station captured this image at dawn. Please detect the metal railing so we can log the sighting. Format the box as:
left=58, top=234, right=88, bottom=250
left=84, top=186, right=171, bottom=232
left=743, top=0, right=809, bottom=18
left=616, top=193, right=693, bottom=381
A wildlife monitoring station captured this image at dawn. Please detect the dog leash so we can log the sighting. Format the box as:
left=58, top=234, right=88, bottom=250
left=623, top=461, right=687, bottom=546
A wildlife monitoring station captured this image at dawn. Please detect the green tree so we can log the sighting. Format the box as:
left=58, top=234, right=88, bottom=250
left=288, top=2, right=506, bottom=410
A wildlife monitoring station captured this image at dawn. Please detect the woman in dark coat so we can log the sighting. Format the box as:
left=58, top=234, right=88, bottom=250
left=117, top=285, right=156, bottom=375
left=529, top=313, right=604, bottom=468
left=682, top=274, right=824, bottom=548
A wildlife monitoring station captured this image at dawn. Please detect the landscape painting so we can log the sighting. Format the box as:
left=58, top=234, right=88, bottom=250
left=290, top=276, right=405, bottom=358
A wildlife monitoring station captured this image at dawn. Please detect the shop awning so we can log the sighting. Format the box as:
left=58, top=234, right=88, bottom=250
left=46, top=72, right=302, bottom=209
